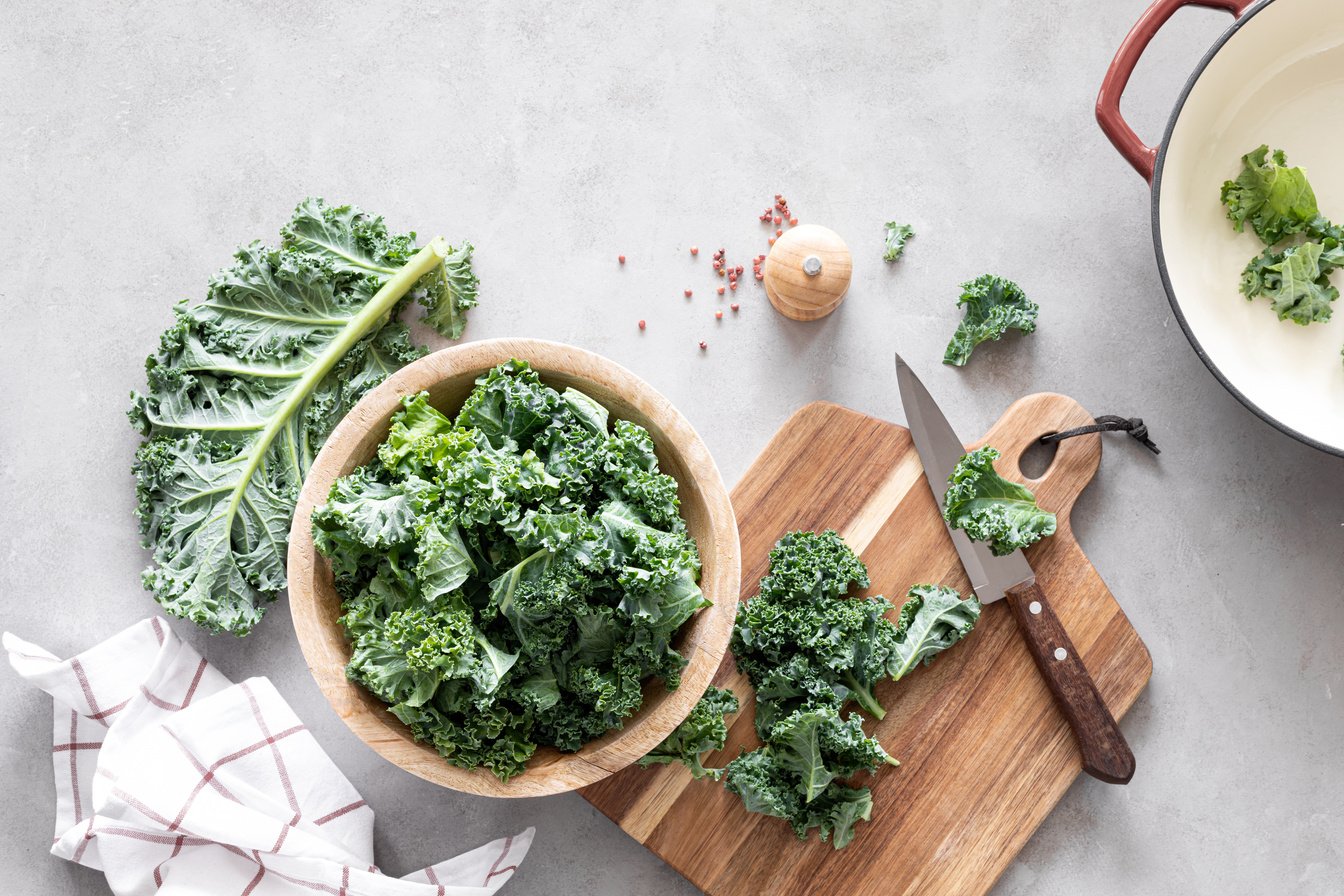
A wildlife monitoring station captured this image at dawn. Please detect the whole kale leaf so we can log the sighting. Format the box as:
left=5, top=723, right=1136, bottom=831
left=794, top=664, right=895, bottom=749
left=313, top=363, right=708, bottom=781
left=943, top=274, right=1038, bottom=367
left=1220, top=145, right=1319, bottom=246
left=943, top=446, right=1056, bottom=556
left=130, top=198, right=478, bottom=635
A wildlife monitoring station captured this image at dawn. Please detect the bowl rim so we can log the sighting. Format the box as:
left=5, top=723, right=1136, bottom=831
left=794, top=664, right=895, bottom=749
left=287, top=338, right=741, bottom=797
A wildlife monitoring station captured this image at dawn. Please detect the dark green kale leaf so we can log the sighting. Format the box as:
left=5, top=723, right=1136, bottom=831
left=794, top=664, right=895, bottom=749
left=130, top=199, right=478, bottom=635
left=756, top=530, right=869, bottom=603
left=800, top=784, right=874, bottom=850
left=943, top=274, right=1038, bottom=367
left=637, top=686, right=740, bottom=779
left=722, top=710, right=890, bottom=849
left=888, top=584, right=982, bottom=678
left=1239, top=240, right=1340, bottom=325
left=943, top=446, right=1056, bottom=556
left=771, top=709, right=898, bottom=801
left=882, top=222, right=915, bottom=262
left=715, top=529, right=980, bottom=849
left=1220, top=145, right=1319, bottom=246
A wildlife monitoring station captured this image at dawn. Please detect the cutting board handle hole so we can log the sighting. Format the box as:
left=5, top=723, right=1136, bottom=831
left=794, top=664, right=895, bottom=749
left=1017, top=437, right=1057, bottom=481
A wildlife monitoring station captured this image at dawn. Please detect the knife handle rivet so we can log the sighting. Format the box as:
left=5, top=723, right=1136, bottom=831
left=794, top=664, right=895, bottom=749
left=1029, top=601, right=1042, bottom=615
left=1053, top=647, right=1068, bottom=661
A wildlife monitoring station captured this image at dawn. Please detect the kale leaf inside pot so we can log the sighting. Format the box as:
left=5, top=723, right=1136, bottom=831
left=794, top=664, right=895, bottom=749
left=312, top=360, right=709, bottom=781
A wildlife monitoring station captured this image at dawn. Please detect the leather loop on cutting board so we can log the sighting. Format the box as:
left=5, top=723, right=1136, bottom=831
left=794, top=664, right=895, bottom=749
left=973, top=392, right=1101, bottom=529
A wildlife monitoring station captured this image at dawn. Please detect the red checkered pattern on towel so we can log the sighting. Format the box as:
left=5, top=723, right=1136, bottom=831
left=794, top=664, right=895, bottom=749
left=5, top=618, right=532, bottom=896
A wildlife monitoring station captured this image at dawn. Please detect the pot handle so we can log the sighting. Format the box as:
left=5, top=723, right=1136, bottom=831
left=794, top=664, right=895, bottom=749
left=1096, top=0, right=1257, bottom=182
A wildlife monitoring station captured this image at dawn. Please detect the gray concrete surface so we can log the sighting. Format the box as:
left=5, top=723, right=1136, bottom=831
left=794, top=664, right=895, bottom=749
left=3, top=1, right=1342, bottom=892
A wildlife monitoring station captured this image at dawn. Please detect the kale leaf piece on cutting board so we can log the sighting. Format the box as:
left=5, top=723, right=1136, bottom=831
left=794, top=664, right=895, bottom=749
left=942, top=446, right=1056, bottom=556
left=637, top=686, right=739, bottom=779
left=312, top=364, right=709, bottom=781
left=942, top=274, right=1039, bottom=367
left=650, top=530, right=979, bottom=850
left=129, top=198, right=478, bottom=636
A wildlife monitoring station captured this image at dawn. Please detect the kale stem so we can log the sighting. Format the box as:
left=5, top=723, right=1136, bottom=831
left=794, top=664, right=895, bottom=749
left=221, top=238, right=449, bottom=523
left=843, top=673, right=886, bottom=720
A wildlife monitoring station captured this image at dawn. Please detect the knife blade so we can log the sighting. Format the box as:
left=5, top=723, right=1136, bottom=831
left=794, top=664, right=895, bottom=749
left=895, top=354, right=1034, bottom=604
left=894, top=352, right=1136, bottom=785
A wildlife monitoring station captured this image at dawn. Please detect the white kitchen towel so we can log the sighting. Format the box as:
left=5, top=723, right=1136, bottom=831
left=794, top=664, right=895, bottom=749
left=5, top=617, right=533, bottom=895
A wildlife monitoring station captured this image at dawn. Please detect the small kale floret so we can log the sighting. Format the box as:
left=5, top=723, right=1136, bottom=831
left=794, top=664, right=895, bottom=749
left=1220, top=145, right=1319, bottom=245
left=722, top=709, right=893, bottom=850
left=757, top=530, right=870, bottom=602
left=943, top=274, right=1038, bottom=367
left=637, top=686, right=740, bottom=779
left=1239, top=240, right=1341, bottom=325
left=882, top=222, right=915, bottom=262
left=943, top=447, right=1056, bottom=556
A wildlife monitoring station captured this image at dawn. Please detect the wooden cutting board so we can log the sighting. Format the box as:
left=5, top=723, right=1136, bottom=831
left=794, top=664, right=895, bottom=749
left=580, top=395, right=1152, bottom=896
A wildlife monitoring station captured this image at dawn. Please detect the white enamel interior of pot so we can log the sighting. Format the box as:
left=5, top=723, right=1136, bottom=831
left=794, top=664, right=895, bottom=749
left=1158, top=0, right=1344, bottom=452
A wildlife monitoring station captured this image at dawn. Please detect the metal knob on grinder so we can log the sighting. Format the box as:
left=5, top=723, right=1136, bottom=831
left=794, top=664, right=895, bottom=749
left=763, top=224, right=853, bottom=321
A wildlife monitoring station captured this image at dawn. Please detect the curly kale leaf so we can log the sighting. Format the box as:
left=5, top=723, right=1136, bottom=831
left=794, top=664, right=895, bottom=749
left=733, top=530, right=979, bottom=727
left=943, top=274, right=1038, bottom=367
left=1220, top=145, right=1319, bottom=246
left=130, top=199, right=478, bottom=635
left=312, top=361, right=706, bottom=780
left=718, top=530, right=978, bottom=849
left=722, top=710, right=890, bottom=850
left=1239, top=240, right=1340, bottom=325
left=771, top=710, right=898, bottom=802
left=943, top=446, right=1056, bottom=556
left=638, top=686, right=740, bottom=779
left=457, top=359, right=565, bottom=450
left=882, top=222, right=915, bottom=262
left=888, top=584, right=982, bottom=678
left=282, top=198, right=478, bottom=340
left=757, top=530, right=869, bottom=603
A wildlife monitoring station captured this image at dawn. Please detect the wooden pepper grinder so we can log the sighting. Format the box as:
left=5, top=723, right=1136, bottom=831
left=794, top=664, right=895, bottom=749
left=763, top=224, right=853, bottom=321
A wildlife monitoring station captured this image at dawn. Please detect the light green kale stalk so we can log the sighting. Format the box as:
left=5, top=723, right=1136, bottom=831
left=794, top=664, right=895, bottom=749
left=130, top=199, right=478, bottom=636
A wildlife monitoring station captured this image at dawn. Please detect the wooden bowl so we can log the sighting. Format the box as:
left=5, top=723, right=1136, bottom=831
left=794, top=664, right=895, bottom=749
left=288, top=338, right=741, bottom=797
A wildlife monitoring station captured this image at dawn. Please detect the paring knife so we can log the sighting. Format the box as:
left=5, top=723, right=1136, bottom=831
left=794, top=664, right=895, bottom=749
left=895, top=354, right=1135, bottom=785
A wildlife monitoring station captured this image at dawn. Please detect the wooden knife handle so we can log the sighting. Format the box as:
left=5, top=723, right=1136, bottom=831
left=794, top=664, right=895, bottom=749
left=1004, top=580, right=1135, bottom=785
